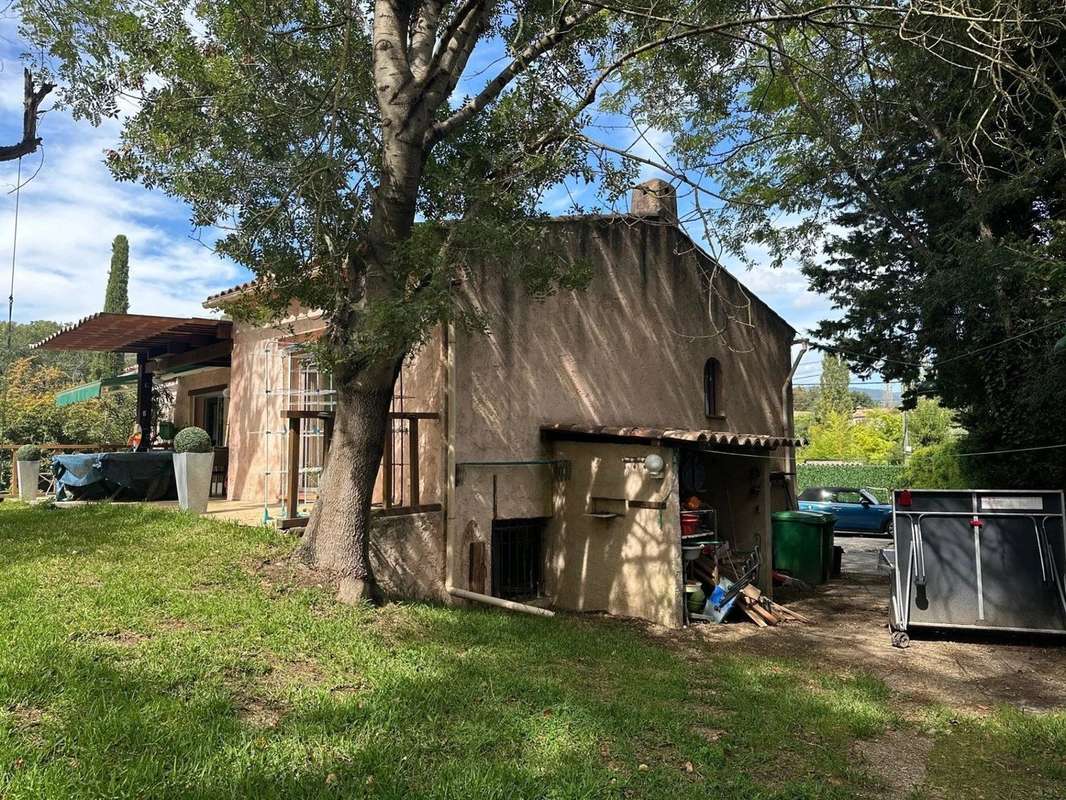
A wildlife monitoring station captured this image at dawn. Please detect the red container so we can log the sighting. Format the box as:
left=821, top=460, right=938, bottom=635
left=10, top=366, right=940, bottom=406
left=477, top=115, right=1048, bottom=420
left=680, top=512, right=700, bottom=535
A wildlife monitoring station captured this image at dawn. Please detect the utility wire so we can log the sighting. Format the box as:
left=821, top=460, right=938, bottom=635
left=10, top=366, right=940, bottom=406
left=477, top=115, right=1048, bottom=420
left=1, top=156, right=22, bottom=437
left=810, top=316, right=1066, bottom=372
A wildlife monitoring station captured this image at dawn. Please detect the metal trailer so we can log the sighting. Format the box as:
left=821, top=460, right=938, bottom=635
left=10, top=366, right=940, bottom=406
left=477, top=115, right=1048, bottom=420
left=885, top=489, right=1066, bottom=648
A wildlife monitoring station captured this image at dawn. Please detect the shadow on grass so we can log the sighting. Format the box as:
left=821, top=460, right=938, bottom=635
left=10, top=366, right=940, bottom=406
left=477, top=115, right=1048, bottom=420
left=0, top=504, right=900, bottom=799
left=0, top=615, right=901, bottom=799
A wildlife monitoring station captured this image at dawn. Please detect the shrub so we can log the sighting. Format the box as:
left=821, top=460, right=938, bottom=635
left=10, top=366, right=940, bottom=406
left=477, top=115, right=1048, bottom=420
left=902, top=441, right=969, bottom=489
left=15, top=444, right=42, bottom=462
left=798, top=463, right=907, bottom=503
left=173, top=427, right=213, bottom=454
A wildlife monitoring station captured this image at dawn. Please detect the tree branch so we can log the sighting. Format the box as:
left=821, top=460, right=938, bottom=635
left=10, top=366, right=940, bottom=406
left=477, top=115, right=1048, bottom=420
left=0, top=69, right=54, bottom=163
left=425, top=4, right=598, bottom=147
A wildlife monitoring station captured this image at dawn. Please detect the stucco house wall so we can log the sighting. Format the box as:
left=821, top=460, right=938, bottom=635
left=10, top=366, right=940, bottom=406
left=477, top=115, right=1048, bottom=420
left=545, top=439, right=683, bottom=627
left=446, top=217, right=795, bottom=595
left=171, top=367, right=231, bottom=429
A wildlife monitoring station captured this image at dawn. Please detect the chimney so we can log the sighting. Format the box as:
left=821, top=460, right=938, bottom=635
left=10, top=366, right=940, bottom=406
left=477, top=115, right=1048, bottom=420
left=630, top=178, right=677, bottom=222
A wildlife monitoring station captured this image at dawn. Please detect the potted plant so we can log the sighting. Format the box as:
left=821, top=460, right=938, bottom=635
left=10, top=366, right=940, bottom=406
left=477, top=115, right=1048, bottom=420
left=172, top=427, right=214, bottom=514
left=14, top=444, right=42, bottom=503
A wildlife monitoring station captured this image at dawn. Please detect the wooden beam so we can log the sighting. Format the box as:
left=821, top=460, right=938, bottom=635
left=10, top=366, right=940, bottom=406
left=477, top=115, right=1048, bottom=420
left=281, top=409, right=334, bottom=420
left=147, top=338, right=233, bottom=372
left=408, top=416, right=419, bottom=507
left=372, top=503, right=442, bottom=518
left=382, top=418, right=393, bottom=509
left=287, top=416, right=300, bottom=520
left=135, top=353, right=153, bottom=452
left=469, top=540, right=487, bottom=594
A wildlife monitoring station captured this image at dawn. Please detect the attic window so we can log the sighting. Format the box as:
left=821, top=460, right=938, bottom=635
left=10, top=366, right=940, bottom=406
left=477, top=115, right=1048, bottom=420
left=704, top=358, right=721, bottom=417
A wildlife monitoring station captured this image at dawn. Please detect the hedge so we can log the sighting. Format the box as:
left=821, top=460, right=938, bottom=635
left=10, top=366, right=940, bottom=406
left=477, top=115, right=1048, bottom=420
left=797, top=463, right=907, bottom=503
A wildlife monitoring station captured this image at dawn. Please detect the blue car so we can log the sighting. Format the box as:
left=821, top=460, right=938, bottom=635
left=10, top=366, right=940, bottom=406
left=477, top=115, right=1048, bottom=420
left=798, top=486, right=893, bottom=535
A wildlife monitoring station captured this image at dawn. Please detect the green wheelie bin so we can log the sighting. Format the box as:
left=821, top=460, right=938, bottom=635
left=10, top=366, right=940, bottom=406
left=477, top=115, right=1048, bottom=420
left=771, top=510, right=836, bottom=585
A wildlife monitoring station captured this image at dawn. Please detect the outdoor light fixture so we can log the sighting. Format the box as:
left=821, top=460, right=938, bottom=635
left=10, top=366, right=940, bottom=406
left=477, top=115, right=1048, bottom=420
left=643, top=453, right=665, bottom=478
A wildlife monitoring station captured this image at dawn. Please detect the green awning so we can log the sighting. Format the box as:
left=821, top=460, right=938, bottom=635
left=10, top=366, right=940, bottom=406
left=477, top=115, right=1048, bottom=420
left=55, top=374, right=138, bottom=407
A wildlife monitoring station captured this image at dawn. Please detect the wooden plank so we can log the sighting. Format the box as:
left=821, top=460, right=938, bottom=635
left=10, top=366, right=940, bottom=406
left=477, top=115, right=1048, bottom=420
left=372, top=503, right=442, bottom=518
left=146, top=338, right=232, bottom=372
left=282, top=409, right=334, bottom=419
left=382, top=417, right=393, bottom=509
left=628, top=499, right=667, bottom=510
left=278, top=516, right=309, bottom=530
left=408, top=416, right=419, bottom=507
left=286, top=416, right=300, bottom=520
left=739, top=602, right=769, bottom=627
left=774, top=604, right=814, bottom=624
left=388, top=411, right=439, bottom=420
left=469, top=540, right=487, bottom=594
left=135, top=354, right=153, bottom=452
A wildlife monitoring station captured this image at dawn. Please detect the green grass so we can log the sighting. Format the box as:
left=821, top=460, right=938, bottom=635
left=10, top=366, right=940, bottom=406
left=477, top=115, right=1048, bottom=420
left=0, top=503, right=1062, bottom=799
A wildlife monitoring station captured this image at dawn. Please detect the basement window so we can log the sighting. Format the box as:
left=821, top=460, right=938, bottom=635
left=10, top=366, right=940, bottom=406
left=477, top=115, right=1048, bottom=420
left=491, top=518, right=546, bottom=600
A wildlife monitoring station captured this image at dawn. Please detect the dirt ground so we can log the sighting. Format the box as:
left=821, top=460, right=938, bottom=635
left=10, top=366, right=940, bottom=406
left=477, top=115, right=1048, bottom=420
left=679, top=542, right=1066, bottom=715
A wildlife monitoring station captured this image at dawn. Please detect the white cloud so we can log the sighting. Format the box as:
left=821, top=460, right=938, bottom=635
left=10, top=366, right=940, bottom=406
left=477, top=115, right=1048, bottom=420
left=0, top=36, right=247, bottom=324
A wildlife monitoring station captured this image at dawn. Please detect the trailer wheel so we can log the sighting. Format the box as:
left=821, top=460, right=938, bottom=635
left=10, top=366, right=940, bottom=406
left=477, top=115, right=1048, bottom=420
left=890, top=630, right=910, bottom=649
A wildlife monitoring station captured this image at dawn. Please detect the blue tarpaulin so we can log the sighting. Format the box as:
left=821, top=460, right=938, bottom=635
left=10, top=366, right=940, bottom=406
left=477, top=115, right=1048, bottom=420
left=52, top=452, right=177, bottom=501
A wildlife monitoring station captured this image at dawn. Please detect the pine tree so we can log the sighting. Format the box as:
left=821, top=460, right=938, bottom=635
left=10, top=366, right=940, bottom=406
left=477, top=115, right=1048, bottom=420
left=90, top=235, right=129, bottom=379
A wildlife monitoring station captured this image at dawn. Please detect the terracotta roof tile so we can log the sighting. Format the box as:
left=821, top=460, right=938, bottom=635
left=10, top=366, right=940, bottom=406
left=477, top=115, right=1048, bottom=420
left=540, top=423, right=804, bottom=449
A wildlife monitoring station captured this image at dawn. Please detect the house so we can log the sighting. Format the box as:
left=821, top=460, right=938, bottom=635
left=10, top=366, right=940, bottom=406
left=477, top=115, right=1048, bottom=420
left=36, top=180, right=802, bottom=628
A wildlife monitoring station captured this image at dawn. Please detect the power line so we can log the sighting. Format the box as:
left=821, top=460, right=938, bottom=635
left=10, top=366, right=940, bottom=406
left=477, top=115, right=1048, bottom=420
left=953, top=442, right=1066, bottom=458
left=810, top=316, right=1066, bottom=372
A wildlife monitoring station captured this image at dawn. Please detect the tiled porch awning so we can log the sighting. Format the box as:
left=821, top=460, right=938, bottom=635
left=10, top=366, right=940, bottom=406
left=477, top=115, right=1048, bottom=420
left=541, top=423, right=804, bottom=449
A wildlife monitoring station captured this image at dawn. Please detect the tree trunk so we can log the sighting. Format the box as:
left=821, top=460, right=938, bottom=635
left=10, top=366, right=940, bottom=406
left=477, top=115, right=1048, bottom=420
left=298, top=357, right=401, bottom=603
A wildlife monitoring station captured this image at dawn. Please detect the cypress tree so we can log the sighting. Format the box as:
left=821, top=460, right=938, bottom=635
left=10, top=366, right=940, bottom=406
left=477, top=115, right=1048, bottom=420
left=90, top=235, right=130, bottom=379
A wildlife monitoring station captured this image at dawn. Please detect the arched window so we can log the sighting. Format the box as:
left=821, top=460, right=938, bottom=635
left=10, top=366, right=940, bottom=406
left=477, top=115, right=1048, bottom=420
left=704, top=358, right=721, bottom=417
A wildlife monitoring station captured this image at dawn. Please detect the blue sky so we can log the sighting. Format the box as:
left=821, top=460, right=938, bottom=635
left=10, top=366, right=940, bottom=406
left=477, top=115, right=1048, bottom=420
left=0, top=14, right=840, bottom=378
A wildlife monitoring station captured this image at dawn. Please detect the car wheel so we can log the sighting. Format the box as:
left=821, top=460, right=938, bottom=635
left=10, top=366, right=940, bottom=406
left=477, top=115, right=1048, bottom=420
left=880, top=519, right=892, bottom=537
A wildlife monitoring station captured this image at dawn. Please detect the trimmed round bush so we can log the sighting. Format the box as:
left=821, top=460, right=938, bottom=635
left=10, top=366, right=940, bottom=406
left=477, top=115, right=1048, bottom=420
left=15, top=444, right=42, bottom=462
left=173, top=427, right=213, bottom=454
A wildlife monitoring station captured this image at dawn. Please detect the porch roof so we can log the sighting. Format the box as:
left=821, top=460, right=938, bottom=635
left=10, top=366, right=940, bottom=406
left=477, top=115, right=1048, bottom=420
left=540, top=423, right=804, bottom=450
left=32, top=313, right=232, bottom=357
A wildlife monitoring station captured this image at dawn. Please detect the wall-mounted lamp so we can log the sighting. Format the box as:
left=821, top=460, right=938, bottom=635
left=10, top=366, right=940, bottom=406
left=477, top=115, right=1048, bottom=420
left=643, top=453, right=665, bottom=478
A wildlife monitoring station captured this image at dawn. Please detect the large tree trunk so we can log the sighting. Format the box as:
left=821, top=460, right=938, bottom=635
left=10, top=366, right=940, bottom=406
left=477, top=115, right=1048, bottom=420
left=297, top=357, right=402, bottom=603
left=297, top=0, right=436, bottom=602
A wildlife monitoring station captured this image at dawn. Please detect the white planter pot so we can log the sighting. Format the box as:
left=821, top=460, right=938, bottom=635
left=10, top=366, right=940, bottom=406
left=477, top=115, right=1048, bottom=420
left=173, top=451, right=214, bottom=514
left=16, top=460, right=40, bottom=503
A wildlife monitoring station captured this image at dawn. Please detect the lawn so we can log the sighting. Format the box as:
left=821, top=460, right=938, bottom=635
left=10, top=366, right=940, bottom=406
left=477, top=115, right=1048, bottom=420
left=0, top=503, right=1062, bottom=799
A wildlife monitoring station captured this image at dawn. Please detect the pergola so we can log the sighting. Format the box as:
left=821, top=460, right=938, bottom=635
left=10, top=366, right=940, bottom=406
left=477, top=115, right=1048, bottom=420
left=33, top=313, right=233, bottom=450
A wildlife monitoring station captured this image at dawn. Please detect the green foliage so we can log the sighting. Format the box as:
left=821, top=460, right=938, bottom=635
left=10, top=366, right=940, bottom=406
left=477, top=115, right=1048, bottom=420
left=174, top=426, right=213, bottom=453
left=814, top=355, right=853, bottom=423
left=709, top=8, right=1066, bottom=488
left=0, top=357, right=135, bottom=448
left=907, top=397, right=957, bottom=449
left=798, top=463, right=907, bottom=502
left=60, top=389, right=138, bottom=445
left=792, top=386, right=817, bottom=413
left=801, top=412, right=897, bottom=464
left=851, top=390, right=875, bottom=409
left=0, top=320, right=93, bottom=381
left=90, top=234, right=130, bottom=380
left=15, top=443, right=42, bottom=462
left=902, top=441, right=969, bottom=489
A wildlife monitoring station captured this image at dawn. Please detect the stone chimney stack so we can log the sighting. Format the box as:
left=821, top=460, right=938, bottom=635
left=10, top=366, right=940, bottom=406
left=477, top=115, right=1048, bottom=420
left=630, top=178, right=677, bottom=222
